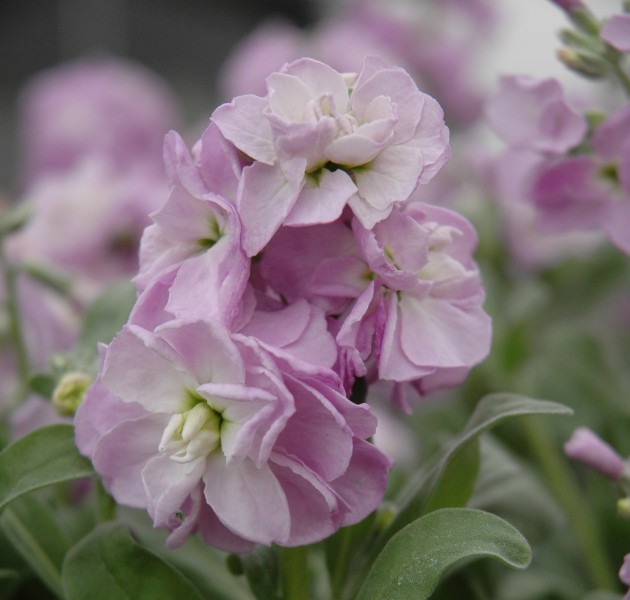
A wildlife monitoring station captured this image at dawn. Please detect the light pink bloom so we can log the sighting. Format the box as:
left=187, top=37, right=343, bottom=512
left=601, top=15, right=630, bottom=53
left=19, top=57, right=180, bottom=185
left=75, top=319, right=390, bottom=551
left=213, top=56, right=449, bottom=255
left=564, top=427, right=625, bottom=481
left=530, top=104, right=630, bottom=255
left=338, top=204, right=491, bottom=391
left=485, top=75, right=587, bottom=154
left=8, top=158, right=166, bottom=298
left=135, top=130, right=248, bottom=326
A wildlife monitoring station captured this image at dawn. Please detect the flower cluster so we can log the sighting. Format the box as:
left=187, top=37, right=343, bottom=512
left=75, top=56, right=491, bottom=550
left=485, top=12, right=630, bottom=259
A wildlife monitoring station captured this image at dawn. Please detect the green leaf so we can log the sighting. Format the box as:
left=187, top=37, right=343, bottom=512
left=0, top=569, right=21, bottom=600
left=0, top=425, right=94, bottom=512
left=77, top=280, right=136, bottom=357
left=390, top=394, right=572, bottom=536
left=28, top=373, right=56, bottom=399
left=1, top=508, right=63, bottom=598
left=355, top=508, right=531, bottom=600
left=240, top=546, right=281, bottom=600
left=62, top=522, right=204, bottom=600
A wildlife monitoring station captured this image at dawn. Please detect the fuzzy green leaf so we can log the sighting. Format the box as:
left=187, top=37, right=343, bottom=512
left=0, top=425, right=93, bottom=512
left=356, top=508, right=531, bottom=600
left=62, top=522, right=204, bottom=600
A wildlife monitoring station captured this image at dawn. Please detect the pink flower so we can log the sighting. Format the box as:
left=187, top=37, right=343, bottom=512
left=564, top=427, right=625, bottom=481
left=19, top=57, right=180, bottom=185
left=340, top=203, right=491, bottom=389
left=213, top=56, right=449, bottom=255
left=602, top=15, right=630, bottom=53
left=7, top=158, right=166, bottom=299
left=530, top=104, right=630, bottom=255
left=75, top=318, right=390, bottom=551
left=135, top=129, right=248, bottom=326
left=485, top=75, right=587, bottom=155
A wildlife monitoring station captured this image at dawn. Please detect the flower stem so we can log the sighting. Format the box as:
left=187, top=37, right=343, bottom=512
left=280, top=545, right=309, bottom=600
left=0, top=241, right=29, bottom=403
left=522, top=416, right=617, bottom=590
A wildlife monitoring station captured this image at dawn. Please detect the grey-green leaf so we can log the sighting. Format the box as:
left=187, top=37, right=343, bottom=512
left=0, top=425, right=94, bottom=512
left=356, top=508, right=532, bottom=600
left=77, top=279, right=136, bottom=357
left=62, top=522, right=205, bottom=600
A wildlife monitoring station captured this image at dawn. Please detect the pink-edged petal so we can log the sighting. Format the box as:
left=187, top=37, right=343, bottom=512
left=399, top=294, right=492, bottom=369
left=284, top=168, right=356, bottom=226
left=347, top=193, right=395, bottom=230
left=325, top=104, right=395, bottom=166
left=142, top=453, right=206, bottom=526
left=352, top=60, right=424, bottom=142
left=270, top=452, right=341, bottom=546
left=378, top=294, right=436, bottom=381
left=165, top=238, right=249, bottom=326
left=332, top=438, right=391, bottom=526
left=353, top=141, right=425, bottom=211
left=156, top=319, right=246, bottom=385
left=275, top=376, right=353, bottom=481
left=103, top=325, right=194, bottom=412
left=281, top=58, right=349, bottom=113
left=75, top=376, right=146, bottom=458
left=195, top=122, right=242, bottom=200
left=306, top=376, right=378, bottom=439
left=196, top=501, right=255, bottom=553
left=266, top=72, right=313, bottom=121
left=203, top=454, right=290, bottom=545
left=92, top=413, right=166, bottom=507
left=212, top=94, right=275, bottom=164
left=237, top=161, right=303, bottom=256
left=163, top=130, right=207, bottom=196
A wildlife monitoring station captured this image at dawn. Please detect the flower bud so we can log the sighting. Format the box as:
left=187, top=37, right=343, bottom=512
left=557, top=48, right=608, bottom=78
left=52, top=371, right=93, bottom=416
left=564, top=427, right=625, bottom=481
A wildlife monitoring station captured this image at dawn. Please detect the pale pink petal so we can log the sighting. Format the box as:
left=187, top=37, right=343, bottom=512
left=203, top=454, right=290, bottom=545
left=602, top=15, right=630, bottom=53
left=270, top=452, right=341, bottom=545
left=212, top=94, right=276, bottom=164
left=333, top=439, right=392, bottom=526
left=103, top=325, right=195, bottom=412
left=237, top=161, right=303, bottom=256
left=284, top=169, right=357, bottom=226
left=93, top=413, right=166, bottom=507
left=142, top=454, right=206, bottom=526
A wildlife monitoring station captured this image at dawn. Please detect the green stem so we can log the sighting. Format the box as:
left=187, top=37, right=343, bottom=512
left=0, top=242, right=29, bottom=406
left=280, top=545, right=309, bottom=600
left=330, top=527, right=351, bottom=600
left=522, top=416, right=617, bottom=591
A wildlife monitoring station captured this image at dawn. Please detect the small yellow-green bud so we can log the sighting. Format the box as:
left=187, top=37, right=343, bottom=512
left=617, top=497, right=630, bottom=518
left=52, top=372, right=93, bottom=416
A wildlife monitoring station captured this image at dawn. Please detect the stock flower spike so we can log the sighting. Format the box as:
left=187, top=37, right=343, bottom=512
left=7, top=1, right=630, bottom=597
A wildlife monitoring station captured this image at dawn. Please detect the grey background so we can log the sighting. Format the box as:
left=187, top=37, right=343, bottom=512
left=0, top=0, right=317, bottom=193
